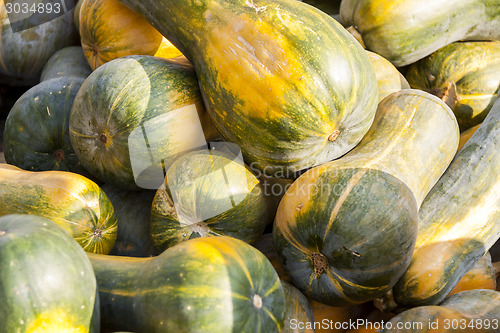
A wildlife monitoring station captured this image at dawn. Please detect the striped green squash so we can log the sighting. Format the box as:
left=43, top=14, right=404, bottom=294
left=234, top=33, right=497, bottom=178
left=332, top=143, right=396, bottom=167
left=70, top=55, right=218, bottom=190
left=3, top=77, right=88, bottom=174
left=88, top=236, right=286, bottom=332
left=0, top=164, right=117, bottom=254
left=340, top=0, right=500, bottom=67
left=282, top=281, right=315, bottom=333
left=40, top=46, right=92, bottom=82
left=393, top=98, right=500, bottom=307
left=273, top=90, right=459, bottom=306
left=117, top=0, right=378, bottom=178
left=151, top=148, right=268, bottom=252
left=0, top=214, right=99, bottom=333
left=366, top=51, right=410, bottom=102
left=405, top=41, right=500, bottom=132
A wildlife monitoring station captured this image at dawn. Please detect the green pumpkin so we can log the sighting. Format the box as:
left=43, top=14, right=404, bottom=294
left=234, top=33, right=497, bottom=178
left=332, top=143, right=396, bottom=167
left=40, top=46, right=93, bottom=82
left=0, top=214, right=99, bottom=332
left=89, top=236, right=286, bottom=332
left=273, top=90, right=459, bottom=306
left=282, top=281, right=315, bottom=333
left=151, top=147, right=268, bottom=252
left=405, top=41, right=500, bottom=132
left=3, top=77, right=88, bottom=174
left=69, top=55, right=218, bottom=190
left=117, top=0, right=378, bottom=178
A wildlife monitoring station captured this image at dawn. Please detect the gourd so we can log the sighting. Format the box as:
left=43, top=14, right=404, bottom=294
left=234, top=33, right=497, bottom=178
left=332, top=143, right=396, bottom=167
left=273, top=89, right=459, bottom=306
left=0, top=0, right=79, bottom=86
left=70, top=55, right=218, bottom=190
left=0, top=214, right=99, bottom=333
left=79, top=0, right=181, bottom=70
left=458, top=124, right=481, bottom=152
left=117, top=0, right=378, bottom=177
left=150, top=148, right=268, bottom=252
left=366, top=51, right=410, bottom=102
left=0, top=164, right=117, bottom=254
left=406, top=41, right=500, bottom=131
left=40, top=46, right=92, bottom=81
left=88, top=236, right=286, bottom=332
left=340, top=0, right=500, bottom=66
left=3, top=77, right=88, bottom=174
left=393, top=98, right=500, bottom=307
left=449, top=252, right=496, bottom=295
left=282, top=282, right=315, bottom=333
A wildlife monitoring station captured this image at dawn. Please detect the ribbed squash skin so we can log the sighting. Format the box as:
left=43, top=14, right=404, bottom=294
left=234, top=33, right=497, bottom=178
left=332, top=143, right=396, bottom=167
left=282, top=282, right=315, bottom=333
left=273, top=90, right=459, bottom=306
left=0, top=164, right=117, bottom=254
left=40, top=46, right=92, bottom=82
left=382, top=290, right=500, bottom=333
left=393, top=98, right=500, bottom=307
left=151, top=149, right=267, bottom=252
left=406, top=41, right=500, bottom=132
left=118, top=0, right=378, bottom=177
left=79, top=0, right=181, bottom=70
left=340, top=0, right=500, bottom=66
left=102, top=184, right=156, bottom=257
left=366, top=51, right=410, bottom=102
left=3, top=77, right=88, bottom=174
left=88, top=236, right=286, bottom=332
left=0, top=214, right=99, bottom=333
left=70, top=55, right=217, bottom=190
left=449, top=252, right=496, bottom=296
left=0, top=1, right=79, bottom=86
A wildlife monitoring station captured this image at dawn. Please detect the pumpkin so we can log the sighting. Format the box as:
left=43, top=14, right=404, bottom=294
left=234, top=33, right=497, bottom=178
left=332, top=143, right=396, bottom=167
left=340, top=0, right=500, bottom=66
left=449, top=252, right=497, bottom=296
left=117, top=0, right=378, bottom=178
left=309, top=300, right=351, bottom=333
left=102, top=184, right=156, bottom=257
left=0, top=164, right=117, bottom=254
left=151, top=148, right=268, bottom=252
left=382, top=290, right=500, bottom=333
left=40, top=46, right=92, bottom=82
left=79, top=0, right=181, bottom=70
left=283, top=281, right=315, bottom=333
left=0, top=0, right=79, bottom=86
left=88, top=236, right=286, bottom=332
left=70, top=55, right=218, bottom=190
left=393, top=98, right=500, bottom=307
left=457, top=123, right=481, bottom=152
left=405, top=41, right=500, bottom=132
left=3, top=77, right=89, bottom=174
left=0, top=214, right=99, bottom=332
left=74, top=0, right=84, bottom=31
left=273, top=90, right=459, bottom=306
left=366, top=51, right=410, bottom=102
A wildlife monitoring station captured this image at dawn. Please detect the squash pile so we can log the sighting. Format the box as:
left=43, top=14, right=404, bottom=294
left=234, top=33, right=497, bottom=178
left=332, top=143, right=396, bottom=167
left=0, top=0, right=499, bottom=332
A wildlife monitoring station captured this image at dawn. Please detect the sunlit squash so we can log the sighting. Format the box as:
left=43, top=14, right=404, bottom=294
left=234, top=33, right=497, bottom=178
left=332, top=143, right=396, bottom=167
left=366, top=51, right=410, bottom=102
left=0, top=164, right=117, bottom=253
left=88, top=236, right=286, bottom=332
left=405, top=41, right=500, bottom=132
left=0, top=0, right=79, bottom=86
left=70, top=55, right=218, bottom=190
left=151, top=148, right=267, bottom=252
left=449, top=252, right=497, bottom=296
left=3, top=77, right=88, bottom=174
left=273, top=90, right=459, bottom=306
left=0, top=214, right=99, bottom=333
left=393, top=98, right=500, bottom=307
left=340, top=0, right=500, bottom=66
left=40, top=46, right=92, bottom=82
left=118, top=0, right=378, bottom=177
left=79, top=0, right=181, bottom=70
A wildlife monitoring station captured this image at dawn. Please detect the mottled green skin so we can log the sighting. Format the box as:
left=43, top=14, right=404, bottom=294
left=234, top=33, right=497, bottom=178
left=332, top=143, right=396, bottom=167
left=151, top=149, right=268, bottom=252
left=406, top=41, right=500, bottom=132
left=282, top=282, right=315, bottom=333
left=40, top=46, right=92, bottom=82
left=382, top=290, right=500, bottom=333
left=340, top=0, right=500, bottom=66
left=0, top=165, right=117, bottom=254
left=0, top=214, right=99, bottom=333
left=273, top=168, right=418, bottom=306
left=103, top=184, right=156, bottom=257
left=118, top=0, right=378, bottom=178
left=0, top=4, right=79, bottom=86
left=70, top=55, right=215, bottom=190
left=89, top=236, right=286, bottom=332
left=3, top=77, right=89, bottom=175
left=393, top=99, right=500, bottom=307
